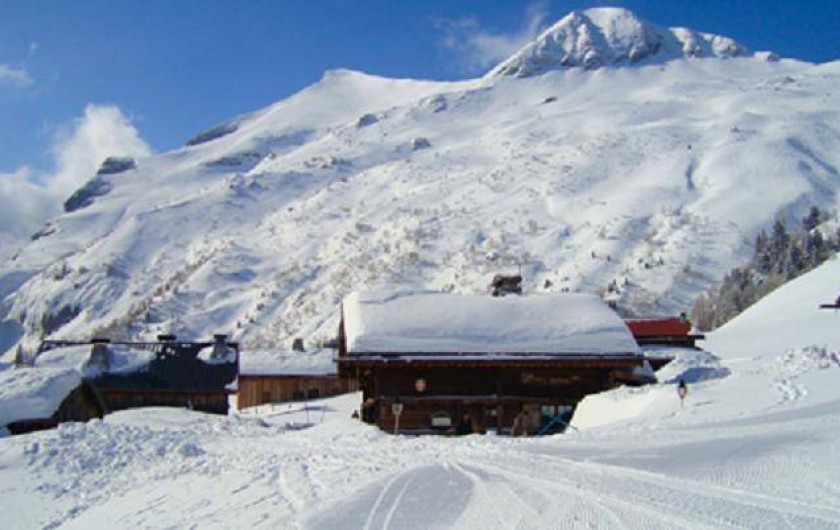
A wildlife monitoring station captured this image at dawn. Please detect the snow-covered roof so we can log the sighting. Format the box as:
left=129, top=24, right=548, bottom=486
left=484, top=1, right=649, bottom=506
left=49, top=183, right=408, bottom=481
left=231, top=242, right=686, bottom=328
left=197, top=343, right=238, bottom=365
left=35, top=344, right=156, bottom=376
left=0, top=344, right=159, bottom=427
left=239, top=349, right=336, bottom=376
left=342, top=290, right=640, bottom=356
left=0, top=367, right=82, bottom=426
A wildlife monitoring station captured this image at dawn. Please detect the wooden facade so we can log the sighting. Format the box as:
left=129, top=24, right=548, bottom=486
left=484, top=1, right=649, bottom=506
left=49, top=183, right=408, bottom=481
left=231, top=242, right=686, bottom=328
left=96, top=388, right=231, bottom=414
left=342, top=356, right=642, bottom=434
left=338, top=291, right=650, bottom=435
left=237, top=374, right=358, bottom=409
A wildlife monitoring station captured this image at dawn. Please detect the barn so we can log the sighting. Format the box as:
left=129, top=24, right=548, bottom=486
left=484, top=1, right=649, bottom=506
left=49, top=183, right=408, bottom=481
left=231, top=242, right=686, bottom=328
left=336, top=290, right=647, bottom=435
left=237, top=349, right=358, bottom=409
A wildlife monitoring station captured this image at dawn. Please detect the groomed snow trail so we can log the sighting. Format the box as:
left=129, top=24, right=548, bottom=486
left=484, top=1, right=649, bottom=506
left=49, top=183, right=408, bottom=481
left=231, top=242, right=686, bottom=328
left=3, top=383, right=840, bottom=530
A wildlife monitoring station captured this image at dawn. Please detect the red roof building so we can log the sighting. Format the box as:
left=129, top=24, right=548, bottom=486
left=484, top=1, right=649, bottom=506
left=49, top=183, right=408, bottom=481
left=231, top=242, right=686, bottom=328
left=624, top=317, right=702, bottom=349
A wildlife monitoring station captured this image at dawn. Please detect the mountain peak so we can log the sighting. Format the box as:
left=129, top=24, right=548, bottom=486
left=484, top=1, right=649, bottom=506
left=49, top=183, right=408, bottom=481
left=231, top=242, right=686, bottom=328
left=488, top=8, right=749, bottom=77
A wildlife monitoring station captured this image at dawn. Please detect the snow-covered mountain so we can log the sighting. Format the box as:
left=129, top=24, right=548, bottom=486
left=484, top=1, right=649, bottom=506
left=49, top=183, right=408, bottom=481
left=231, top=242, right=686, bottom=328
left=489, top=7, right=751, bottom=77
left=2, top=7, right=840, bottom=357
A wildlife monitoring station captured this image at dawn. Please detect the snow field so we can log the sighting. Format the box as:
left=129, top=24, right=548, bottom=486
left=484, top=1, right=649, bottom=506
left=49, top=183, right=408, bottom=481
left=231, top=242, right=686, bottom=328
left=3, top=54, right=840, bottom=359
left=3, top=364, right=840, bottom=530
left=4, top=250, right=840, bottom=529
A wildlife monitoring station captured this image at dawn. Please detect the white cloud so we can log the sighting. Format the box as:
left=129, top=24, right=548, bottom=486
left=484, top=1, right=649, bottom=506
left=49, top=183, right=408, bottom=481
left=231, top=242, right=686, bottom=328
left=438, top=1, right=551, bottom=72
left=0, top=166, right=54, bottom=221
left=0, top=167, right=57, bottom=260
left=0, top=104, right=152, bottom=260
left=48, top=104, right=153, bottom=196
left=0, top=64, right=33, bottom=87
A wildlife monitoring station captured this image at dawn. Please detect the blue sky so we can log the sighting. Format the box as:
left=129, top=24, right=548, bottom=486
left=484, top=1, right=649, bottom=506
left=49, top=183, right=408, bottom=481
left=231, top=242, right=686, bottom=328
left=0, top=0, right=838, bottom=183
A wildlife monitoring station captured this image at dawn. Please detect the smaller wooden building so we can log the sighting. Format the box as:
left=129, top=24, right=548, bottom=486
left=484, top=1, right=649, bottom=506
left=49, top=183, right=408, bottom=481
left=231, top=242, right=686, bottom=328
left=624, top=317, right=704, bottom=349
left=237, top=349, right=358, bottom=409
left=5, top=381, right=105, bottom=435
left=1, top=367, right=106, bottom=435
left=37, top=335, right=239, bottom=415
left=337, top=290, right=647, bottom=435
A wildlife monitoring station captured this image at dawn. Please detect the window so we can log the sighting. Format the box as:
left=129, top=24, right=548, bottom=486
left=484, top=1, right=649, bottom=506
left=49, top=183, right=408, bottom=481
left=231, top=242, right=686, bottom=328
left=430, top=412, right=452, bottom=428
left=540, top=405, right=573, bottom=419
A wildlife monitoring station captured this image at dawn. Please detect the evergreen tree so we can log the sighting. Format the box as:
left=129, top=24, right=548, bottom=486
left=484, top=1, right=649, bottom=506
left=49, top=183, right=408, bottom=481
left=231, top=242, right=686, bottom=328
left=802, top=206, right=822, bottom=231
left=770, top=218, right=789, bottom=262
left=754, top=230, right=772, bottom=274
left=690, top=206, right=839, bottom=331
left=782, top=242, right=805, bottom=279
left=804, top=230, right=827, bottom=267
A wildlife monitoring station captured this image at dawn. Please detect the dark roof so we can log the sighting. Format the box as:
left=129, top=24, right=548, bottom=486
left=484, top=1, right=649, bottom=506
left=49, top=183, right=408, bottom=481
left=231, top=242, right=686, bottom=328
left=91, top=341, right=238, bottom=393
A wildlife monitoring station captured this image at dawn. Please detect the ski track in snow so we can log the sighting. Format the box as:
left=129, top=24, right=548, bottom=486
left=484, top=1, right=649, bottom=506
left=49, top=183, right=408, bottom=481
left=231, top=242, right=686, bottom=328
left=5, top=391, right=840, bottom=530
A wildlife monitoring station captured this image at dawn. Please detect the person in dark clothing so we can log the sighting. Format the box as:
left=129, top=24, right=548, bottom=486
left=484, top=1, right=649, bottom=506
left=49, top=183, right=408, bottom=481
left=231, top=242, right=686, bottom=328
left=455, top=413, right=474, bottom=435
left=677, top=379, right=688, bottom=406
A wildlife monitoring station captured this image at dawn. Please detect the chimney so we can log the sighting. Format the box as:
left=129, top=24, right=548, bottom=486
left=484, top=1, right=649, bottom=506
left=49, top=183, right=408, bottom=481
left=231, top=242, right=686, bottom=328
left=88, top=339, right=111, bottom=371
left=211, top=334, right=231, bottom=361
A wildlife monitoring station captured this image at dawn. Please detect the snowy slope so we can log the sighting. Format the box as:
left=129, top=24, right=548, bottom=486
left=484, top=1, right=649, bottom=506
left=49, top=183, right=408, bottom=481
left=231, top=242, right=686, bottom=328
left=0, top=177, right=57, bottom=263
left=1, top=250, right=840, bottom=528
left=574, top=253, right=840, bottom=430
left=2, top=8, right=840, bottom=360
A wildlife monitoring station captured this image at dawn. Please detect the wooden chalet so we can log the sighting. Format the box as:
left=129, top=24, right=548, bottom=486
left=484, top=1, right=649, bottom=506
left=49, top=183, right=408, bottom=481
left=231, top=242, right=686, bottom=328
left=237, top=349, right=358, bottom=409
left=337, top=291, right=647, bottom=435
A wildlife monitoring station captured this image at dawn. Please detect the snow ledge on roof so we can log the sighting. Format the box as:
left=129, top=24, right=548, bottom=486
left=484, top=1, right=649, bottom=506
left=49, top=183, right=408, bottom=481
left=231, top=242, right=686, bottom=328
left=342, top=290, right=640, bottom=356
